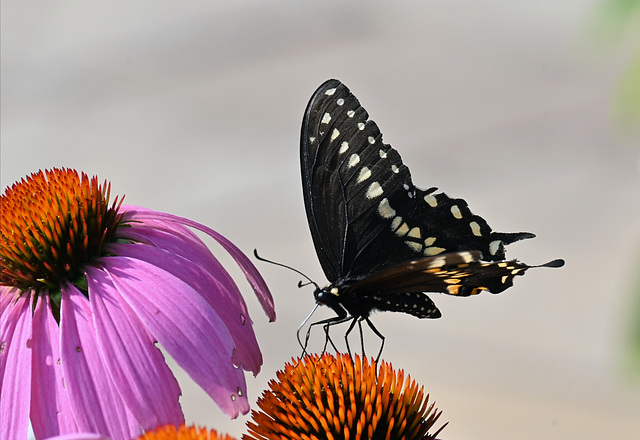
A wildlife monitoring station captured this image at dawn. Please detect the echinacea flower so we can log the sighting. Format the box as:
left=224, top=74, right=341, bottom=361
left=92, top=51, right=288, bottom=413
left=138, top=423, right=238, bottom=440
left=0, top=168, right=275, bottom=440
left=43, top=423, right=236, bottom=440
left=244, top=353, right=447, bottom=440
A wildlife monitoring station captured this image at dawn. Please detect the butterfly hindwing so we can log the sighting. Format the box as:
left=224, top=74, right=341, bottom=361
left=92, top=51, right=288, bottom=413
left=349, top=251, right=532, bottom=298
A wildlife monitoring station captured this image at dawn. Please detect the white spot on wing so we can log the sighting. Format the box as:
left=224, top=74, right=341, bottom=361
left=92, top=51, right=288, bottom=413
left=347, top=110, right=355, bottom=117
left=309, top=136, right=316, bottom=143
left=357, top=167, right=371, bottom=183
left=424, top=237, right=436, bottom=246
left=368, top=136, right=375, bottom=144
left=424, top=194, right=437, bottom=207
left=325, top=88, right=336, bottom=96
left=489, top=240, right=501, bottom=255
left=379, top=150, right=387, bottom=158
left=390, top=216, right=403, bottom=231
left=339, top=141, right=349, bottom=154
left=358, top=122, right=365, bottom=130
left=330, top=128, right=340, bottom=141
left=424, top=246, right=446, bottom=256
left=469, top=221, right=482, bottom=236
left=391, top=164, right=399, bottom=173
left=451, top=205, right=463, bottom=219
left=427, top=256, right=446, bottom=267
left=459, top=252, right=475, bottom=263
left=405, top=241, right=423, bottom=253
left=407, top=227, right=421, bottom=238
left=348, top=154, right=360, bottom=168
left=378, top=198, right=396, bottom=219
left=395, top=222, right=410, bottom=236
left=366, top=182, right=383, bottom=199
left=337, top=98, right=344, bottom=106
left=321, top=113, right=331, bottom=124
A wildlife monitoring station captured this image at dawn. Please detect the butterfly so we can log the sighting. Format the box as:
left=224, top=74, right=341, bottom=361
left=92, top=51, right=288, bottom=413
left=296, top=79, right=564, bottom=360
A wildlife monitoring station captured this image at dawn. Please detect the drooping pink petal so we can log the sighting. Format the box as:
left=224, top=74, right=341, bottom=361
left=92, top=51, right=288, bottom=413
left=0, top=288, right=32, bottom=440
left=100, top=256, right=251, bottom=417
left=60, top=283, right=140, bottom=440
left=106, top=241, right=263, bottom=374
left=31, top=295, right=78, bottom=438
left=44, top=434, right=109, bottom=440
left=120, top=206, right=275, bottom=322
left=116, top=221, right=251, bottom=320
left=84, top=266, right=184, bottom=430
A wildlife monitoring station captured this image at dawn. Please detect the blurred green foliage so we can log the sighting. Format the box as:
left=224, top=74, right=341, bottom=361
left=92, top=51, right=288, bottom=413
left=590, top=1, right=640, bottom=380
left=591, top=0, right=640, bottom=134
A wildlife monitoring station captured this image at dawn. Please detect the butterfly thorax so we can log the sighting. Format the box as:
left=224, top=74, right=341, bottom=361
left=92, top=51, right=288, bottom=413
left=314, top=278, right=378, bottom=320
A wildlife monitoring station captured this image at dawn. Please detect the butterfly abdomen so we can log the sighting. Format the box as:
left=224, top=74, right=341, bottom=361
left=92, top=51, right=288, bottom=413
left=372, top=292, right=442, bottom=319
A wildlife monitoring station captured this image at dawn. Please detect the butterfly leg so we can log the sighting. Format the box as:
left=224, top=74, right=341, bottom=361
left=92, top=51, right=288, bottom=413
left=321, top=322, right=340, bottom=355
left=343, top=317, right=360, bottom=361
left=303, top=314, right=352, bottom=358
left=357, top=319, right=366, bottom=358
left=364, top=318, right=386, bottom=364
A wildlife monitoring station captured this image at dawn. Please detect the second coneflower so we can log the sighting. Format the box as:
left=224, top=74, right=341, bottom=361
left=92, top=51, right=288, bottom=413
left=138, top=423, right=238, bottom=440
left=244, top=353, right=447, bottom=440
left=0, top=168, right=276, bottom=440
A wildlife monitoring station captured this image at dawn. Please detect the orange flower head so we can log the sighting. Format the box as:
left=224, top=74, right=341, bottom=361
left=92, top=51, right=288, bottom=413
left=244, top=353, right=446, bottom=440
left=138, top=423, right=237, bottom=440
left=0, top=168, right=122, bottom=293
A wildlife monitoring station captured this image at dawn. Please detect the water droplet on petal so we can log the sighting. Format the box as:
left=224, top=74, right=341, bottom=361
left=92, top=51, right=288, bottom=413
left=231, top=394, right=236, bottom=401
left=237, top=387, right=243, bottom=397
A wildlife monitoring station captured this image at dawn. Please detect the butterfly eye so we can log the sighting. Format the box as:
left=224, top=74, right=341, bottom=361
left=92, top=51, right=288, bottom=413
left=314, top=288, right=333, bottom=304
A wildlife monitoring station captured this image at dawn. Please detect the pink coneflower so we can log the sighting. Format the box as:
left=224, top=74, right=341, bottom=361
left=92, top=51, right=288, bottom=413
left=0, top=168, right=275, bottom=440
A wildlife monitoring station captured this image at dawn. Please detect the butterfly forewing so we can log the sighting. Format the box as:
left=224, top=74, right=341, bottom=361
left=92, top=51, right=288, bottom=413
left=301, top=79, right=536, bottom=286
left=301, top=80, right=412, bottom=280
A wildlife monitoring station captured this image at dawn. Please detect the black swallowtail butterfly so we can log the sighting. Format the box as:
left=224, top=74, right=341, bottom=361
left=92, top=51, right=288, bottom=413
left=294, top=79, right=564, bottom=359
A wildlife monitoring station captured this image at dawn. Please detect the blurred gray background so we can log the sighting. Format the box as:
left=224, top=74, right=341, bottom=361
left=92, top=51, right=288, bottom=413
left=2, top=1, right=639, bottom=439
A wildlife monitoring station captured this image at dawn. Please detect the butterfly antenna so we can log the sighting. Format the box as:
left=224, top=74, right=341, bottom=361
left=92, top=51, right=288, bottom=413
left=537, top=258, right=565, bottom=268
left=254, top=249, right=320, bottom=290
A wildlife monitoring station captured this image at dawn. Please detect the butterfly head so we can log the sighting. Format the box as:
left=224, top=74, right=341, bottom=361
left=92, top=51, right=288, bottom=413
left=312, top=284, right=347, bottom=316
left=314, top=284, right=339, bottom=305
